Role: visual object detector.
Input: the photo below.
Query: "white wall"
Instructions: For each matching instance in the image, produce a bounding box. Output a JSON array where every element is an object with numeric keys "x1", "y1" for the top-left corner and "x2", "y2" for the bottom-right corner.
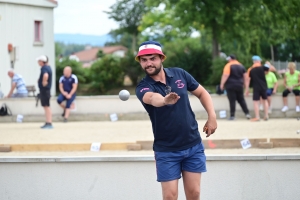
[
  {"x1": 0, "y1": 1, "x2": 56, "y2": 95},
  {"x1": 0, "y1": 155, "x2": 299, "y2": 200},
  {"x1": 0, "y1": 94, "x2": 297, "y2": 117}
]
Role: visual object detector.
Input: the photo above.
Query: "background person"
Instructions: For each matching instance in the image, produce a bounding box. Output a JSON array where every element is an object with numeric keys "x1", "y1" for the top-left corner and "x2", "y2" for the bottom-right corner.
[
  {"x1": 37, "y1": 55, "x2": 53, "y2": 129},
  {"x1": 220, "y1": 54, "x2": 251, "y2": 120},
  {"x1": 57, "y1": 66, "x2": 78, "y2": 122},
  {"x1": 135, "y1": 41, "x2": 217, "y2": 200},
  {"x1": 281, "y1": 62, "x2": 300, "y2": 112},
  {"x1": 5, "y1": 69, "x2": 28, "y2": 98},
  {"x1": 245, "y1": 55, "x2": 269, "y2": 121},
  {"x1": 264, "y1": 63, "x2": 278, "y2": 113}
]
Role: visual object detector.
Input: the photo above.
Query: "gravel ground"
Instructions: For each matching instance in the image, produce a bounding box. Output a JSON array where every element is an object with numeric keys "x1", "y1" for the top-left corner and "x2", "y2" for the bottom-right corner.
[{"x1": 0, "y1": 119, "x2": 299, "y2": 156}]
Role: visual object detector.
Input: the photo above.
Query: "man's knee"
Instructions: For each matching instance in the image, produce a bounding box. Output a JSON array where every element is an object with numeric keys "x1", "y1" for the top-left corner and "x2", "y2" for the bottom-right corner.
[
  {"x1": 163, "y1": 190, "x2": 178, "y2": 200},
  {"x1": 185, "y1": 188, "x2": 200, "y2": 199}
]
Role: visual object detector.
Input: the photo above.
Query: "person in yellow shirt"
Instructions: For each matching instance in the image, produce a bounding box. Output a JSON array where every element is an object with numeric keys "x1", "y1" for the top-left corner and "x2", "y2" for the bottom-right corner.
[
  {"x1": 281, "y1": 62, "x2": 300, "y2": 112},
  {"x1": 264, "y1": 64, "x2": 278, "y2": 113}
]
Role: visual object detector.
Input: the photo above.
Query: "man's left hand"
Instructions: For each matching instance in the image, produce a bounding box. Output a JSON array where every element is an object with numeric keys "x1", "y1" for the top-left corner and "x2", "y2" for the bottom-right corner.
[{"x1": 203, "y1": 117, "x2": 217, "y2": 138}]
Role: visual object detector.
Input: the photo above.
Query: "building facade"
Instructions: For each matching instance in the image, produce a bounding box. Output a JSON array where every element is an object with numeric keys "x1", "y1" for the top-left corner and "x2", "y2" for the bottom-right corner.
[{"x1": 0, "y1": 0, "x2": 57, "y2": 95}]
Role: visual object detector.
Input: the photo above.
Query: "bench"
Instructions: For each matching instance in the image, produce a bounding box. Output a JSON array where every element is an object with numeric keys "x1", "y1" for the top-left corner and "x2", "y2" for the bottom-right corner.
[{"x1": 26, "y1": 85, "x2": 36, "y2": 97}]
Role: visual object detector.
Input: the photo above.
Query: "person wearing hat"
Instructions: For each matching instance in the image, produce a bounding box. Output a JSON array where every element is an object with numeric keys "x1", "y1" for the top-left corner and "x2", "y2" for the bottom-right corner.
[
  {"x1": 264, "y1": 63, "x2": 278, "y2": 113},
  {"x1": 36, "y1": 55, "x2": 53, "y2": 129},
  {"x1": 220, "y1": 54, "x2": 251, "y2": 120},
  {"x1": 245, "y1": 55, "x2": 269, "y2": 121},
  {"x1": 281, "y1": 62, "x2": 300, "y2": 112},
  {"x1": 135, "y1": 41, "x2": 217, "y2": 200}
]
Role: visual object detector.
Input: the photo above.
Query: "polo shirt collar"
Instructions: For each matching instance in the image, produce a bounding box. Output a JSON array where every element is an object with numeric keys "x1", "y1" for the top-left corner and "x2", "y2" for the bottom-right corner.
[{"x1": 145, "y1": 68, "x2": 174, "y2": 84}]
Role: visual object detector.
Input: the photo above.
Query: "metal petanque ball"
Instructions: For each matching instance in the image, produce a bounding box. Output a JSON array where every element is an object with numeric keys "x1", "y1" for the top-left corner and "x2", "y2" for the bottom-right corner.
[
  {"x1": 119, "y1": 89, "x2": 130, "y2": 101},
  {"x1": 297, "y1": 130, "x2": 300, "y2": 134}
]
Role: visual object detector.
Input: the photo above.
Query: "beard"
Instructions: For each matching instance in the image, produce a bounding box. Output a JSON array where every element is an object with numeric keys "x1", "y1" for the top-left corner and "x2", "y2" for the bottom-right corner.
[{"x1": 144, "y1": 63, "x2": 162, "y2": 76}]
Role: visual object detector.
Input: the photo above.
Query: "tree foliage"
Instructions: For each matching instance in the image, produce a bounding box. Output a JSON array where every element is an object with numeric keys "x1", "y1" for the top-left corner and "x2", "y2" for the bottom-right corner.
[
  {"x1": 88, "y1": 55, "x2": 124, "y2": 94},
  {"x1": 163, "y1": 38, "x2": 212, "y2": 84},
  {"x1": 104, "y1": 0, "x2": 148, "y2": 51}
]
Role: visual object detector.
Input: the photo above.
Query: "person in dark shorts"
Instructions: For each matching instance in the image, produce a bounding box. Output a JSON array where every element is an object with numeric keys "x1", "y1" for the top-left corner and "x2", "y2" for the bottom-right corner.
[
  {"x1": 37, "y1": 55, "x2": 53, "y2": 129},
  {"x1": 245, "y1": 55, "x2": 269, "y2": 121},
  {"x1": 135, "y1": 41, "x2": 217, "y2": 200},
  {"x1": 220, "y1": 54, "x2": 251, "y2": 120},
  {"x1": 57, "y1": 66, "x2": 78, "y2": 122},
  {"x1": 281, "y1": 62, "x2": 300, "y2": 112}
]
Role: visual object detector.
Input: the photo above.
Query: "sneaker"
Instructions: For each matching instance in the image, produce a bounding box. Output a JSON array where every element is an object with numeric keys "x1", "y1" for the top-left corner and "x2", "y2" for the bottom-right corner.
[
  {"x1": 296, "y1": 106, "x2": 300, "y2": 112},
  {"x1": 250, "y1": 118, "x2": 260, "y2": 122},
  {"x1": 281, "y1": 106, "x2": 289, "y2": 112},
  {"x1": 264, "y1": 117, "x2": 269, "y2": 121},
  {"x1": 245, "y1": 114, "x2": 251, "y2": 119},
  {"x1": 259, "y1": 104, "x2": 263, "y2": 111},
  {"x1": 63, "y1": 118, "x2": 68, "y2": 123},
  {"x1": 268, "y1": 107, "x2": 272, "y2": 114},
  {"x1": 228, "y1": 116, "x2": 235, "y2": 120},
  {"x1": 41, "y1": 123, "x2": 53, "y2": 129}
]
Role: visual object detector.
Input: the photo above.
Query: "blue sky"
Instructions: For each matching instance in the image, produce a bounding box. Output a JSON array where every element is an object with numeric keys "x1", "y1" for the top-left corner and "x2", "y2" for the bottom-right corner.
[{"x1": 54, "y1": 0, "x2": 118, "y2": 35}]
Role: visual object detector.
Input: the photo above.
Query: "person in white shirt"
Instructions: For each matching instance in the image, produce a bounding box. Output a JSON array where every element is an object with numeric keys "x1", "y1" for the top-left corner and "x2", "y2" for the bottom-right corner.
[{"x1": 5, "y1": 69, "x2": 28, "y2": 98}]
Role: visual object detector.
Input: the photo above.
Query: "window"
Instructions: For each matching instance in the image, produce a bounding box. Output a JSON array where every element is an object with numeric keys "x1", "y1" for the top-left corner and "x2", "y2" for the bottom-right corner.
[{"x1": 34, "y1": 20, "x2": 43, "y2": 44}]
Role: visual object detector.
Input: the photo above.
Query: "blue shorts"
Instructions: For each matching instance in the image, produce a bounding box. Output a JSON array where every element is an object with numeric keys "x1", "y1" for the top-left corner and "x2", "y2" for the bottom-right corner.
[
  {"x1": 57, "y1": 93, "x2": 76, "y2": 108},
  {"x1": 266, "y1": 88, "x2": 273, "y2": 96},
  {"x1": 154, "y1": 142, "x2": 206, "y2": 182}
]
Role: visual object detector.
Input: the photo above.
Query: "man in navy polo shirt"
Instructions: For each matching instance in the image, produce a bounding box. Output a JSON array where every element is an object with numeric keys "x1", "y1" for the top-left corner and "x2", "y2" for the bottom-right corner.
[
  {"x1": 57, "y1": 66, "x2": 78, "y2": 122},
  {"x1": 135, "y1": 41, "x2": 217, "y2": 200},
  {"x1": 37, "y1": 55, "x2": 53, "y2": 129}
]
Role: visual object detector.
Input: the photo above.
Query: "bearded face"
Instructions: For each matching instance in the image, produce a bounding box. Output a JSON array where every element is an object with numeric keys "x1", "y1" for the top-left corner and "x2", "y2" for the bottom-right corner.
[{"x1": 139, "y1": 54, "x2": 163, "y2": 76}]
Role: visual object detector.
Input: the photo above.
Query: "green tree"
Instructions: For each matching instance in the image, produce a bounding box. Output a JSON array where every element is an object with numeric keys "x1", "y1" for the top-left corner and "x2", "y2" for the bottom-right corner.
[
  {"x1": 163, "y1": 38, "x2": 212, "y2": 84},
  {"x1": 104, "y1": 0, "x2": 148, "y2": 52},
  {"x1": 88, "y1": 55, "x2": 124, "y2": 94},
  {"x1": 105, "y1": 31, "x2": 133, "y2": 49},
  {"x1": 120, "y1": 51, "x2": 144, "y2": 85},
  {"x1": 96, "y1": 50, "x2": 104, "y2": 58}
]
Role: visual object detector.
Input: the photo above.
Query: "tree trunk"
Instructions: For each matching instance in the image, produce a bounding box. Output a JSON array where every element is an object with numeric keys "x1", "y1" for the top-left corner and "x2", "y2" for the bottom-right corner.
[
  {"x1": 270, "y1": 44, "x2": 274, "y2": 62},
  {"x1": 212, "y1": 27, "x2": 219, "y2": 59},
  {"x1": 132, "y1": 34, "x2": 137, "y2": 53}
]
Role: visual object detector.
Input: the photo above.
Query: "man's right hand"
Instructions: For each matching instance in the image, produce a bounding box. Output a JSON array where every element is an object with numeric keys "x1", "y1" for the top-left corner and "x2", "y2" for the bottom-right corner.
[{"x1": 164, "y1": 92, "x2": 180, "y2": 105}]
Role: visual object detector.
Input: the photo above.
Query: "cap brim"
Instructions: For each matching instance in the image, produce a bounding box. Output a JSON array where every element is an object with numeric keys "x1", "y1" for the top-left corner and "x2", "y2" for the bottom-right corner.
[{"x1": 135, "y1": 49, "x2": 166, "y2": 62}]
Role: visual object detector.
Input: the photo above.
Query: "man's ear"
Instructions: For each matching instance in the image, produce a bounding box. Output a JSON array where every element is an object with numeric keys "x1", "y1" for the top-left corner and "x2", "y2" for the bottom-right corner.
[{"x1": 160, "y1": 55, "x2": 166, "y2": 62}]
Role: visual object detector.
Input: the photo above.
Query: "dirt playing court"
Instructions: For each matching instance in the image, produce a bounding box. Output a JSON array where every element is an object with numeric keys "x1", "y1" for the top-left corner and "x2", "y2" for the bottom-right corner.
[{"x1": 0, "y1": 119, "x2": 299, "y2": 156}]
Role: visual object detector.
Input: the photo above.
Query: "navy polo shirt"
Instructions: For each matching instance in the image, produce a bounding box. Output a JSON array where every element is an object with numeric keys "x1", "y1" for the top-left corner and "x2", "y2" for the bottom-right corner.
[
  {"x1": 59, "y1": 74, "x2": 78, "y2": 93},
  {"x1": 38, "y1": 65, "x2": 52, "y2": 90},
  {"x1": 136, "y1": 67, "x2": 201, "y2": 152}
]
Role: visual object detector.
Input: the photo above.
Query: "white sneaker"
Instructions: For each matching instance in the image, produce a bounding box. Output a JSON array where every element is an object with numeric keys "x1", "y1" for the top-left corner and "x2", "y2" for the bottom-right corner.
[
  {"x1": 268, "y1": 107, "x2": 272, "y2": 114},
  {"x1": 281, "y1": 106, "x2": 289, "y2": 112},
  {"x1": 259, "y1": 104, "x2": 263, "y2": 111},
  {"x1": 296, "y1": 106, "x2": 300, "y2": 112}
]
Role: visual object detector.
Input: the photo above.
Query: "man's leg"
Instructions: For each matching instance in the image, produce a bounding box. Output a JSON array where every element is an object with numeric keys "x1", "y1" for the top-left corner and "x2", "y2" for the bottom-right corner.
[
  {"x1": 253, "y1": 101, "x2": 260, "y2": 119},
  {"x1": 57, "y1": 94, "x2": 66, "y2": 116},
  {"x1": 261, "y1": 91, "x2": 269, "y2": 119},
  {"x1": 40, "y1": 90, "x2": 53, "y2": 129},
  {"x1": 161, "y1": 180, "x2": 179, "y2": 200},
  {"x1": 43, "y1": 106, "x2": 52, "y2": 123},
  {"x1": 64, "y1": 95, "x2": 76, "y2": 119},
  {"x1": 182, "y1": 171, "x2": 201, "y2": 200},
  {"x1": 236, "y1": 87, "x2": 250, "y2": 116},
  {"x1": 226, "y1": 89, "x2": 236, "y2": 118}
]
